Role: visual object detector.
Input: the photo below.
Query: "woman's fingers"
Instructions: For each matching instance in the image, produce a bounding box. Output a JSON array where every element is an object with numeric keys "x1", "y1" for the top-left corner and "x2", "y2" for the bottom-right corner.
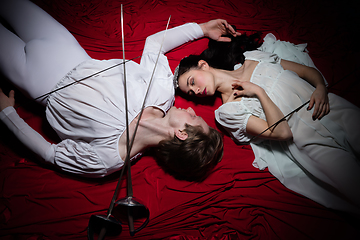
[
  {"x1": 310, "y1": 98, "x2": 330, "y2": 120},
  {"x1": 317, "y1": 102, "x2": 330, "y2": 120},
  {"x1": 308, "y1": 87, "x2": 330, "y2": 120}
]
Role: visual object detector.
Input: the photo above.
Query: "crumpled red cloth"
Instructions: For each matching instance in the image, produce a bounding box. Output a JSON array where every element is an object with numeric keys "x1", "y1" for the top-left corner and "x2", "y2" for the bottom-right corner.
[{"x1": 1, "y1": 0, "x2": 359, "y2": 239}]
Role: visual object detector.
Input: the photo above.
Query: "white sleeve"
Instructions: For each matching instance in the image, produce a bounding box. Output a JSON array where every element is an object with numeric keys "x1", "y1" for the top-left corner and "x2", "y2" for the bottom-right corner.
[
  {"x1": 0, "y1": 106, "x2": 109, "y2": 177},
  {"x1": 54, "y1": 139, "x2": 109, "y2": 177},
  {"x1": 215, "y1": 102, "x2": 253, "y2": 144},
  {"x1": 142, "y1": 22, "x2": 204, "y2": 55},
  {"x1": 140, "y1": 23, "x2": 204, "y2": 76},
  {"x1": 0, "y1": 106, "x2": 56, "y2": 162}
]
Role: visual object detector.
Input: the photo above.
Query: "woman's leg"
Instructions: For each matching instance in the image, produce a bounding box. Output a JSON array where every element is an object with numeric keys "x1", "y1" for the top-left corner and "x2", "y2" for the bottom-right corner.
[{"x1": 0, "y1": 0, "x2": 90, "y2": 105}]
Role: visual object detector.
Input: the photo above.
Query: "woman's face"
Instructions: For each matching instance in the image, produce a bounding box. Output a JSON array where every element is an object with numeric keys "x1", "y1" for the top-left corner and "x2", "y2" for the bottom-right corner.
[
  {"x1": 167, "y1": 106, "x2": 209, "y2": 134},
  {"x1": 178, "y1": 67, "x2": 215, "y2": 97}
]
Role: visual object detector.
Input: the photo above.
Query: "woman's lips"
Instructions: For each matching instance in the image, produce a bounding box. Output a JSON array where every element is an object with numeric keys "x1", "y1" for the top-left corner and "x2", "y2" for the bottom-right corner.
[{"x1": 202, "y1": 88, "x2": 207, "y2": 95}]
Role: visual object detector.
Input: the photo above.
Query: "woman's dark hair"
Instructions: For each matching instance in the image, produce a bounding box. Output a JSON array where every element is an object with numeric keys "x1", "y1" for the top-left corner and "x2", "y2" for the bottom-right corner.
[
  {"x1": 205, "y1": 32, "x2": 262, "y2": 69},
  {"x1": 176, "y1": 32, "x2": 262, "y2": 85},
  {"x1": 156, "y1": 124, "x2": 223, "y2": 182}
]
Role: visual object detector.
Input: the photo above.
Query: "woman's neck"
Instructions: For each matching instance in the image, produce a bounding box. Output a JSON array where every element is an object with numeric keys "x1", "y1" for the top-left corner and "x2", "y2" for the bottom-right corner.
[{"x1": 213, "y1": 63, "x2": 246, "y2": 100}]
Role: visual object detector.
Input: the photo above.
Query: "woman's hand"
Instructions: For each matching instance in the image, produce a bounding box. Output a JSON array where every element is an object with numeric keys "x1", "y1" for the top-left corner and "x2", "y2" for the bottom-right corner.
[
  {"x1": 232, "y1": 81, "x2": 263, "y2": 97},
  {"x1": 280, "y1": 60, "x2": 330, "y2": 120},
  {"x1": 0, "y1": 88, "x2": 15, "y2": 111},
  {"x1": 200, "y1": 19, "x2": 241, "y2": 42},
  {"x1": 229, "y1": 81, "x2": 292, "y2": 141},
  {"x1": 308, "y1": 85, "x2": 329, "y2": 120},
  {"x1": 224, "y1": 81, "x2": 264, "y2": 103}
]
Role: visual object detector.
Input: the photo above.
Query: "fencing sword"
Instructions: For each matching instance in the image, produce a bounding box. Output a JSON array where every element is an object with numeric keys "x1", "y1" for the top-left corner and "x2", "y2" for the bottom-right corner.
[
  {"x1": 249, "y1": 69, "x2": 357, "y2": 141},
  {"x1": 13, "y1": 56, "x2": 141, "y2": 109},
  {"x1": 87, "y1": 5, "x2": 171, "y2": 239},
  {"x1": 112, "y1": 4, "x2": 150, "y2": 236}
]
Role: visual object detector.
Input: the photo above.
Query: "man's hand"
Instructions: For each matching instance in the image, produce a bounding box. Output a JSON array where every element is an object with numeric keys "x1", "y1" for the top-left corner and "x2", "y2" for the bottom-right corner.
[
  {"x1": 0, "y1": 88, "x2": 15, "y2": 111},
  {"x1": 200, "y1": 19, "x2": 241, "y2": 42}
]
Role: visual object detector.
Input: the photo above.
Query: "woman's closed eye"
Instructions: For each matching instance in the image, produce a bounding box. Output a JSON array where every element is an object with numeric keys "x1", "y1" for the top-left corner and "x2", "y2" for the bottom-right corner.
[{"x1": 185, "y1": 76, "x2": 195, "y2": 95}]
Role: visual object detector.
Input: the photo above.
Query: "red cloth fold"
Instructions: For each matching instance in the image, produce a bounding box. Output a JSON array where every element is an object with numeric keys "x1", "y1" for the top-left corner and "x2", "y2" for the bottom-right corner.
[{"x1": 1, "y1": 0, "x2": 359, "y2": 239}]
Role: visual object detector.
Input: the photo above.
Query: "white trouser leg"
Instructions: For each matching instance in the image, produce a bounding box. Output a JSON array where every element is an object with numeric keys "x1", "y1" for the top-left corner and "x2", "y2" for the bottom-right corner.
[{"x1": 0, "y1": 0, "x2": 91, "y2": 105}]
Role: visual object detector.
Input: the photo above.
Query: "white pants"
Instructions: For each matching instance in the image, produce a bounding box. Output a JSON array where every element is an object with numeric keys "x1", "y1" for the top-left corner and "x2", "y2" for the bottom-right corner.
[{"x1": 0, "y1": 0, "x2": 91, "y2": 105}]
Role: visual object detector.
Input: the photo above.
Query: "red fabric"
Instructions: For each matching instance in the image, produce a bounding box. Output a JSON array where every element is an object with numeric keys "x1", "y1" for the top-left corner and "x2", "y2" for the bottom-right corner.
[{"x1": 1, "y1": 0, "x2": 359, "y2": 239}]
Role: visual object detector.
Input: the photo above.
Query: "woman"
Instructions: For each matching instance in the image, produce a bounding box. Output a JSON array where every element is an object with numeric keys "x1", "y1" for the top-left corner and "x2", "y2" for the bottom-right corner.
[
  {"x1": 0, "y1": 0, "x2": 233, "y2": 181},
  {"x1": 174, "y1": 31, "x2": 360, "y2": 214}
]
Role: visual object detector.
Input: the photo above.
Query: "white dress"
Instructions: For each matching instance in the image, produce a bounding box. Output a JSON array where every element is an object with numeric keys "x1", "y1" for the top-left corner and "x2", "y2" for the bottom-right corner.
[
  {"x1": 215, "y1": 50, "x2": 360, "y2": 215},
  {"x1": 0, "y1": 23, "x2": 204, "y2": 177}
]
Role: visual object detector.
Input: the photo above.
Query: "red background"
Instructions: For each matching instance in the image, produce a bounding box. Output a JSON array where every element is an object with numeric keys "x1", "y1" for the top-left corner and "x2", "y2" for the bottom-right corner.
[{"x1": 1, "y1": 0, "x2": 359, "y2": 239}]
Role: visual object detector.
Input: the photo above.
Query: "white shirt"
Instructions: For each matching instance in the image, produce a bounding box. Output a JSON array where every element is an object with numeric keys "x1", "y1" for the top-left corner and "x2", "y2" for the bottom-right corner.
[{"x1": 0, "y1": 23, "x2": 204, "y2": 177}]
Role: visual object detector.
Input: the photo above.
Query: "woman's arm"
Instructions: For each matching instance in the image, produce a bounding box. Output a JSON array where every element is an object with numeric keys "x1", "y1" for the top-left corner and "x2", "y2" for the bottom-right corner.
[
  {"x1": 281, "y1": 59, "x2": 329, "y2": 120},
  {"x1": 230, "y1": 82, "x2": 293, "y2": 141}
]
